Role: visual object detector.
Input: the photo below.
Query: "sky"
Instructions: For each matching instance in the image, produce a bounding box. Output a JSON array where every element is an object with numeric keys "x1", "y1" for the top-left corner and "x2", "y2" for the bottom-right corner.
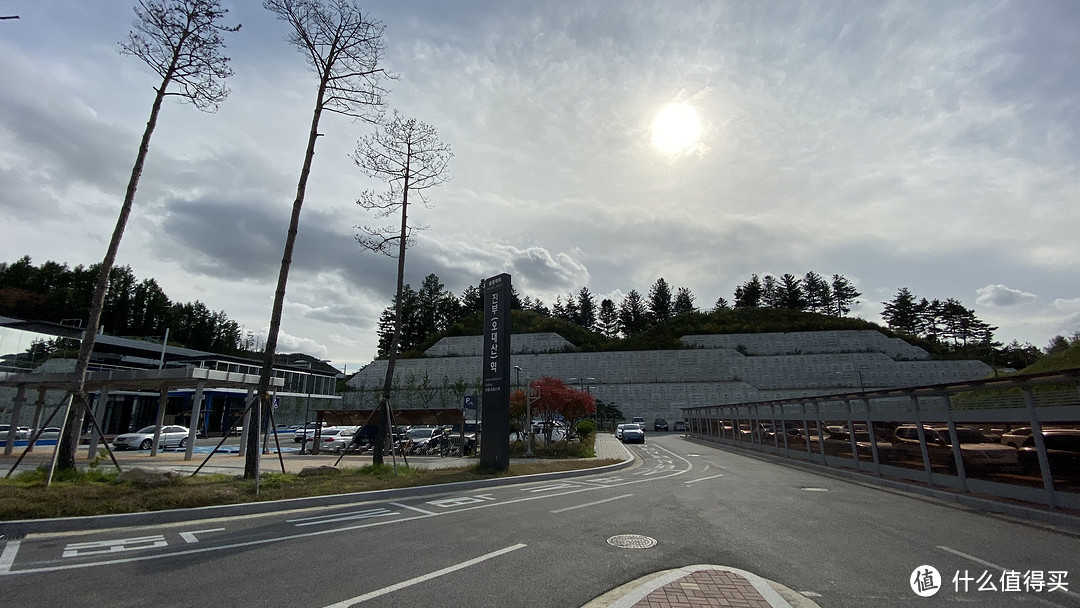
[{"x1": 1, "y1": 1, "x2": 1078, "y2": 374}]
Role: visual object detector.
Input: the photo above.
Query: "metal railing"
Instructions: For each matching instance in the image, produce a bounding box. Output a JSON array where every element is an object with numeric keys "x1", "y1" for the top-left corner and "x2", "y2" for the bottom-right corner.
[{"x1": 682, "y1": 369, "x2": 1080, "y2": 510}]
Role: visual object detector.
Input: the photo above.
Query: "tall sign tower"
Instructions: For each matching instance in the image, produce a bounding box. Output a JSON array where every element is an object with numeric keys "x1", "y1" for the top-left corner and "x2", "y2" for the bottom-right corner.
[{"x1": 480, "y1": 273, "x2": 511, "y2": 469}]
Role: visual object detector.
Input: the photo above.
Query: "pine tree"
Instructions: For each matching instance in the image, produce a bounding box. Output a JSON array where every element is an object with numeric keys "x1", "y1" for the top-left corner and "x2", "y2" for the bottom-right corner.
[
  {"x1": 673, "y1": 287, "x2": 696, "y2": 315},
  {"x1": 618, "y1": 290, "x2": 650, "y2": 337},
  {"x1": 830, "y1": 274, "x2": 860, "y2": 317},
  {"x1": 647, "y1": 278, "x2": 673, "y2": 322},
  {"x1": 577, "y1": 287, "x2": 597, "y2": 331},
  {"x1": 597, "y1": 298, "x2": 619, "y2": 338}
]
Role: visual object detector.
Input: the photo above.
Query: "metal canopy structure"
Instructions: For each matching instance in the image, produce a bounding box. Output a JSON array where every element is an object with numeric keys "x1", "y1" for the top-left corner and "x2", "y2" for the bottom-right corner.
[
  {"x1": 0, "y1": 366, "x2": 282, "y2": 393},
  {"x1": 1, "y1": 367, "x2": 284, "y2": 463}
]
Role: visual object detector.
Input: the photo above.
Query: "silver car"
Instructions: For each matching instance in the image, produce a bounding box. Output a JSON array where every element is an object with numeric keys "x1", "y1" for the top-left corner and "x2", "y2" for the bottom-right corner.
[{"x1": 113, "y1": 425, "x2": 191, "y2": 451}]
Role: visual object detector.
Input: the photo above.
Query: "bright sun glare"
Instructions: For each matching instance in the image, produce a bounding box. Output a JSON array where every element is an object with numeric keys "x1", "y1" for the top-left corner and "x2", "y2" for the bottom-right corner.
[{"x1": 651, "y1": 103, "x2": 702, "y2": 155}]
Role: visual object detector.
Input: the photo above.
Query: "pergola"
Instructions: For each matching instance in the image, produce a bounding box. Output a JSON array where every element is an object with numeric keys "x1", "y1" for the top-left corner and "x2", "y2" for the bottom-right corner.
[{"x1": 0, "y1": 366, "x2": 283, "y2": 461}]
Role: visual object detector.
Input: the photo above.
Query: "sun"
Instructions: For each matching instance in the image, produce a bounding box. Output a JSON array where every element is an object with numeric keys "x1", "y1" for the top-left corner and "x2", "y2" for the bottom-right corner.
[{"x1": 651, "y1": 102, "x2": 702, "y2": 155}]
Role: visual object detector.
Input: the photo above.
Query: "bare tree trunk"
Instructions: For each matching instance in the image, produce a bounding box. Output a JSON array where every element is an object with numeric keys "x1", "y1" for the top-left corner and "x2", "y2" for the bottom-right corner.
[
  {"x1": 245, "y1": 80, "x2": 328, "y2": 478},
  {"x1": 58, "y1": 78, "x2": 172, "y2": 470},
  {"x1": 374, "y1": 157, "x2": 410, "y2": 466}
]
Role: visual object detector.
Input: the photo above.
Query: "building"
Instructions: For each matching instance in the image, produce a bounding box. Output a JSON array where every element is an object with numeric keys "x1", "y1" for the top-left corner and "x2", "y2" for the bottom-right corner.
[{"x1": 0, "y1": 316, "x2": 341, "y2": 437}]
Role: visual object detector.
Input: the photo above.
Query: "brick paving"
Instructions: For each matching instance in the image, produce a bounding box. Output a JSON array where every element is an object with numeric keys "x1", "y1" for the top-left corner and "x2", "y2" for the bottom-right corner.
[{"x1": 632, "y1": 570, "x2": 777, "y2": 608}]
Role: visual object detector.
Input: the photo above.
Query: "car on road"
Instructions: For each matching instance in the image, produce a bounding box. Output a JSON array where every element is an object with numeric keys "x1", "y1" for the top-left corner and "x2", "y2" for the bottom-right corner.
[
  {"x1": 615, "y1": 424, "x2": 627, "y2": 440},
  {"x1": 631, "y1": 416, "x2": 645, "y2": 425},
  {"x1": 890, "y1": 425, "x2": 1017, "y2": 471},
  {"x1": 112, "y1": 425, "x2": 191, "y2": 450},
  {"x1": 672, "y1": 421, "x2": 687, "y2": 432},
  {"x1": 620, "y1": 423, "x2": 645, "y2": 444},
  {"x1": 653, "y1": 418, "x2": 669, "y2": 432}
]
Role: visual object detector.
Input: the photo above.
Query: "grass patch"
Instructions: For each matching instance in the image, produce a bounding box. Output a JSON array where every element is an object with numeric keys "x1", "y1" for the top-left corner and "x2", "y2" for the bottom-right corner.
[{"x1": 0, "y1": 458, "x2": 621, "y2": 521}]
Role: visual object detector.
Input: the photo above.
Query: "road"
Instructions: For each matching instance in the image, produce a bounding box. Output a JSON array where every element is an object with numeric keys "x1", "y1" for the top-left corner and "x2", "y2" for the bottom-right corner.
[{"x1": 2, "y1": 434, "x2": 1079, "y2": 607}]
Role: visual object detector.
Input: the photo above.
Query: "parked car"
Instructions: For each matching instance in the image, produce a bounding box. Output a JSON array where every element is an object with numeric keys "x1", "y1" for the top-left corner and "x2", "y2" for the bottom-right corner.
[
  {"x1": 620, "y1": 423, "x2": 646, "y2": 444},
  {"x1": 35, "y1": 427, "x2": 62, "y2": 440},
  {"x1": 1016, "y1": 429, "x2": 1080, "y2": 479},
  {"x1": 890, "y1": 425, "x2": 1017, "y2": 471},
  {"x1": 293, "y1": 422, "x2": 328, "y2": 443},
  {"x1": 653, "y1": 418, "x2": 669, "y2": 432},
  {"x1": 399, "y1": 426, "x2": 441, "y2": 455},
  {"x1": 672, "y1": 421, "x2": 687, "y2": 432},
  {"x1": 1000, "y1": 426, "x2": 1070, "y2": 449},
  {"x1": 112, "y1": 425, "x2": 191, "y2": 450},
  {"x1": 823, "y1": 430, "x2": 887, "y2": 459},
  {"x1": 0, "y1": 425, "x2": 30, "y2": 440}
]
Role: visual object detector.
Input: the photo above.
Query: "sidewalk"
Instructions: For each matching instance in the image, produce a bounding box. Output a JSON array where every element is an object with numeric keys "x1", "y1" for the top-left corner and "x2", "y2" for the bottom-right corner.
[{"x1": 1, "y1": 432, "x2": 635, "y2": 477}]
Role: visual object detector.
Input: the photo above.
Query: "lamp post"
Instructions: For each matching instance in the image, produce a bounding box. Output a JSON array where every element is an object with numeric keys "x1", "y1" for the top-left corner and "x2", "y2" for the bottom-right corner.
[{"x1": 514, "y1": 366, "x2": 534, "y2": 458}]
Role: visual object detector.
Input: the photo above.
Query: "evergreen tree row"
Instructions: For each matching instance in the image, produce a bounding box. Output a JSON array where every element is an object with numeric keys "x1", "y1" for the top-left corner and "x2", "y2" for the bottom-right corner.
[
  {"x1": 375, "y1": 271, "x2": 864, "y2": 357},
  {"x1": 0, "y1": 256, "x2": 243, "y2": 354}
]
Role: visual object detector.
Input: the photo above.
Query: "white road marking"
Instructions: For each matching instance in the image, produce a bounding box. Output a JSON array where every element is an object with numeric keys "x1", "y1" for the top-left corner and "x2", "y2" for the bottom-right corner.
[
  {"x1": 62, "y1": 535, "x2": 167, "y2": 558},
  {"x1": 1, "y1": 442, "x2": 692, "y2": 576},
  {"x1": 550, "y1": 494, "x2": 633, "y2": 513},
  {"x1": 524, "y1": 482, "x2": 581, "y2": 493},
  {"x1": 321, "y1": 543, "x2": 527, "y2": 607},
  {"x1": 389, "y1": 502, "x2": 437, "y2": 516},
  {"x1": 938, "y1": 545, "x2": 1080, "y2": 601},
  {"x1": 288, "y1": 508, "x2": 397, "y2": 527},
  {"x1": 427, "y1": 494, "x2": 496, "y2": 508},
  {"x1": 684, "y1": 474, "x2": 724, "y2": 485},
  {"x1": 0, "y1": 541, "x2": 19, "y2": 574},
  {"x1": 179, "y1": 528, "x2": 225, "y2": 543}
]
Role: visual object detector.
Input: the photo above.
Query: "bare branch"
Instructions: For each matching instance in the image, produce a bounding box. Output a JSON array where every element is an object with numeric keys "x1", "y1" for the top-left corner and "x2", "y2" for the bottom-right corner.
[
  {"x1": 119, "y1": 0, "x2": 240, "y2": 112},
  {"x1": 264, "y1": 0, "x2": 393, "y2": 122},
  {"x1": 353, "y1": 110, "x2": 452, "y2": 257}
]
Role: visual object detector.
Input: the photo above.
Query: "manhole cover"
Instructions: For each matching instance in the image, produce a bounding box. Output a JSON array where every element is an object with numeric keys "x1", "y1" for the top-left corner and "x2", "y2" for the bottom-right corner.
[
  {"x1": 800, "y1": 487, "x2": 830, "y2": 492},
  {"x1": 607, "y1": 534, "x2": 657, "y2": 549}
]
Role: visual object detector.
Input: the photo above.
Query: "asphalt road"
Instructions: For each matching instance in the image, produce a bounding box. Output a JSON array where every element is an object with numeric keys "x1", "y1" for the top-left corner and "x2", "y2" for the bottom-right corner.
[{"x1": 2, "y1": 434, "x2": 1079, "y2": 607}]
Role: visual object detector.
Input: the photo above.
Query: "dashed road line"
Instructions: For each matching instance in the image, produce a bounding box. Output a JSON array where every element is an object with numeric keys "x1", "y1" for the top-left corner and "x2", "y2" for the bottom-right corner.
[
  {"x1": 321, "y1": 543, "x2": 527, "y2": 607},
  {"x1": 550, "y1": 494, "x2": 633, "y2": 513},
  {"x1": 685, "y1": 474, "x2": 724, "y2": 485}
]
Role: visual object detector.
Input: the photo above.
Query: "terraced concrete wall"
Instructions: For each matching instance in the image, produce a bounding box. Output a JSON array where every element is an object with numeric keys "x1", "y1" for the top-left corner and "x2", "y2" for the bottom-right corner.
[{"x1": 343, "y1": 330, "x2": 992, "y2": 425}]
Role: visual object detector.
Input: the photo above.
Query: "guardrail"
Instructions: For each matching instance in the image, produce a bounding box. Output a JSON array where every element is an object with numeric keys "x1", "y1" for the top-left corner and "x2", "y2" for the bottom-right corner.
[{"x1": 682, "y1": 369, "x2": 1080, "y2": 511}]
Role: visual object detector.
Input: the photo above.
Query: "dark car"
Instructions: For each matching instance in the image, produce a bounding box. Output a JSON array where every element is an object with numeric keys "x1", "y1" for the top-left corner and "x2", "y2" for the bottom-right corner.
[
  {"x1": 653, "y1": 418, "x2": 669, "y2": 432},
  {"x1": 1017, "y1": 430, "x2": 1080, "y2": 480},
  {"x1": 621, "y1": 423, "x2": 646, "y2": 444},
  {"x1": 672, "y1": 421, "x2": 687, "y2": 432}
]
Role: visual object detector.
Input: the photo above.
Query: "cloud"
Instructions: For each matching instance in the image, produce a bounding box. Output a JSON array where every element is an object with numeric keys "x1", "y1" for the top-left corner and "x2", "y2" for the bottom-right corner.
[
  {"x1": 1052, "y1": 297, "x2": 1080, "y2": 313},
  {"x1": 975, "y1": 284, "x2": 1037, "y2": 307}
]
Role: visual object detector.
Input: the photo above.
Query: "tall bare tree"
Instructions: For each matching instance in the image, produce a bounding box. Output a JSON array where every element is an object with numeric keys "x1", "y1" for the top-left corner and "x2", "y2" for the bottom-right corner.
[
  {"x1": 55, "y1": 0, "x2": 238, "y2": 472},
  {"x1": 353, "y1": 111, "x2": 451, "y2": 464},
  {"x1": 251, "y1": 0, "x2": 389, "y2": 477}
]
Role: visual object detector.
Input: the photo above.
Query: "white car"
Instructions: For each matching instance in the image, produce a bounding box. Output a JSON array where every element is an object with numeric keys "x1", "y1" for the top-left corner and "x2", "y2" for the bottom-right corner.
[
  {"x1": 112, "y1": 425, "x2": 191, "y2": 450},
  {"x1": 293, "y1": 422, "x2": 328, "y2": 443},
  {"x1": 0, "y1": 425, "x2": 30, "y2": 440}
]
